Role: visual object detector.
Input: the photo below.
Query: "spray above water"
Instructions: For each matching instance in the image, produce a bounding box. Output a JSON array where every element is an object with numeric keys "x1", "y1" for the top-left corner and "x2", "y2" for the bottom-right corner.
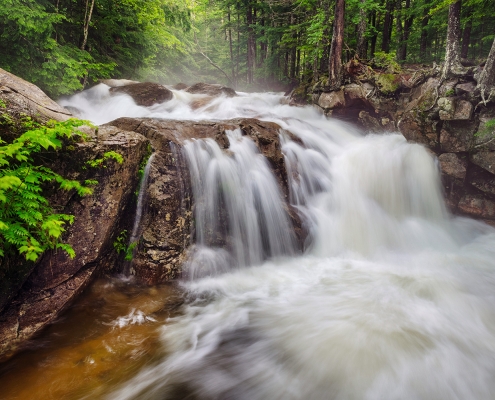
[{"x1": 62, "y1": 85, "x2": 495, "y2": 400}]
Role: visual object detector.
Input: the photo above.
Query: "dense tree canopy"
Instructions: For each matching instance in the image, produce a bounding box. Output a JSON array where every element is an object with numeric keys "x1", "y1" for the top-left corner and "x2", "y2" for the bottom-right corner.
[{"x1": 0, "y1": 0, "x2": 494, "y2": 95}]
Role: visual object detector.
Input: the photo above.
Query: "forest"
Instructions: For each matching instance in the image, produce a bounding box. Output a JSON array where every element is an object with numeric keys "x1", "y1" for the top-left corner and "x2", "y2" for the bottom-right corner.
[{"x1": 1, "y1": 0, "x2": 494, "y2": 97}]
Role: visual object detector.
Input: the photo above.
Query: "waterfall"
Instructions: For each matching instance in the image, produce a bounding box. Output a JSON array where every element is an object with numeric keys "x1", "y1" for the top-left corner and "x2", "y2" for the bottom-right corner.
[
  {"x1": 124, "y1": 153, "x2": 155, "y2": 274},
  {"x1": 60, "y1": 86, "x2": 495, "y2": 400},
  {"x1": 183, "y1": 129, "x2": 295, "y2": 279}
]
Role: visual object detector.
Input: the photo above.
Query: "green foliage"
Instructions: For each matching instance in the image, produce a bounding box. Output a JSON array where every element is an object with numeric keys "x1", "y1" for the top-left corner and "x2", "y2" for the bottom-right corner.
[
  {"x1": 113, "y1": 229, "x2": 137, "y2": 261},
  {"x1": 138, "y1": 144, "x2": 153, "y2": 180},
  {"x1": 0, "y1": 100, "x2": 6, "y2": 109},
  {"x1": 86, "y1": 151, "x2": 124, "y2": 169},
  {"x1": 372, "y1": 51, "x2": 401, "y2": 73},
  {"x1": 0, "y1": 119, "x2": 94, "y2": 261},
  {"x1": 444, "y1": 88, "x2": 455, "y2": 96}
]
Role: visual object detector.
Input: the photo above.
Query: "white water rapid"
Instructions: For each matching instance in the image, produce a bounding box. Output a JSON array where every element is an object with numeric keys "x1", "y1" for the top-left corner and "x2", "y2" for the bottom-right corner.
[{"x1": 62, "y1": 84, "x2": 495, "y2": 400}]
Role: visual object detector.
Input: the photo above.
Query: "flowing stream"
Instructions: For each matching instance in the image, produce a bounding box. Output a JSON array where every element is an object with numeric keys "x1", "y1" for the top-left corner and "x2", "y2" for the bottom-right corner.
[{"x1": 1, "y1": 85, "x2": 495, "y2": 400}]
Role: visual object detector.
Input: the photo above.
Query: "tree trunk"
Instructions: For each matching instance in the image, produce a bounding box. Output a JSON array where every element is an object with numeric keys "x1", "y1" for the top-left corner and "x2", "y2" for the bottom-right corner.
[
  {"x1": 461, "y1": 18, "x2": 472, "y2": 60},
  {"x1": 328, "y1": 0, "x2": 345, "y2": 88},
  {"x1": 81, "y1": 0, "x2": 95, "y2": 51},
  {"x1": 357, "y1": 0, "x2": 367, "y2": 59},
  {"x1": 228, "y1": 10, "x2": 235, "y2": 87},
  {"x1": 478, "y1": 37, "x2": 495, "y2": 102},
  {"x1": 442, "y1": 0, "x2": 463, "y2": 78},
  {"x1": 247, "y1": 4, "x2": 255, "y2": 84},
  {"x1": 397, "y1": 0, "x2": 412, "y2": 61},
  {"x1": 420, "y1": 15, "x2": 429, "y2": 60},
  {"x1": 369, "y1": 11, "x2": 378, "y2": 58},
  {"x1": 381, "y1": 0, "x2": 394, "y2": 53}
]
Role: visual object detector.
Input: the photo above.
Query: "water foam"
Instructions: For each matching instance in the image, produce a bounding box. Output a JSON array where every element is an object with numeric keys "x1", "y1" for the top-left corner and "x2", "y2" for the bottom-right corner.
[{"x1": 60, "y1": 85, "x2": 495, "y2": 400}]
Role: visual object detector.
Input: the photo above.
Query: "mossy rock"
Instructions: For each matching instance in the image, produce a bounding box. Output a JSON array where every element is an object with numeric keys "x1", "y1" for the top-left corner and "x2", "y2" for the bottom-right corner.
[{"x1": 376, "y1": 73, "x2": 401, "y2": 95}]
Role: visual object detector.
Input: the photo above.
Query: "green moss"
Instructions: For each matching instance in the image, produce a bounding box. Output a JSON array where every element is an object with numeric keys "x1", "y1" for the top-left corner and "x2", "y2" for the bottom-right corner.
[
  {"x1": 444, "y1": 88, "x2": 455, "y2": 97},
  {"x1": 376, "y1": 74, "x2": 401, "y2": 95}
]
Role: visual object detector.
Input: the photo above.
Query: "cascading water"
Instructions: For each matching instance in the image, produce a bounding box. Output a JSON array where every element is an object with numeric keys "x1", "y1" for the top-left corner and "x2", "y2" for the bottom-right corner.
[
  {"x1": 183, "y1": 129, "x2": 295, "y2": 279},
  {"x1": 61, "y1": 84, "x2": 495, "y2": 400},
  {"x1": 124, "y1": 153, "x2": 156, "y2": 274}
]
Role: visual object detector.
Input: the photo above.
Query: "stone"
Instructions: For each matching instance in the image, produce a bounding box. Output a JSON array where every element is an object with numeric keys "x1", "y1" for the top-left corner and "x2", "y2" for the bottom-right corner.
[
  {"x1": 318, "y1": 90, "x2": 345, "y2": 110},
  {"x1": 455, "y1": 81, "x2": 476, "y2": 95},
  {"x1": 438, "y1": 153, "x2": 468, "y2": 179},
  {"x1": 452, "y1": 100, "x2": 473, "y2": 120},
  {"x1": 0, "y1": 68, "x2": 72, "y2": 142},
  {"x1": 358, "y1": 111, "x2": 382, "y2": 132},
  {"x1": 439, "y1": 120, "x2": 478, "y2": 152},
  {"x1": 0, "y1": 124, "x2": 150, "y2": 356},
  {"x1": 458, "y1": 195, "x2": 495, "y2": 219},
  {"x1": 185, "y1": 82, "x2": 237, "y2": 97},
  {"x1": 109, "y1": 82, "x2": 173, "y2": 107},
  {"x1": 173, "y1": 83, "x2": 189, "y2": 90},
  {"x1": 343, "y1": 84, "x2": 367, "y2": 107},
  {"x1": 474, "y1": 106, "x2": 495, "y2": 150},
  {"x1": 471, "y1": 151, "x2": 495, "y2": 175},
  {"x1": 438, "y1": 97, "x2": 455, "y2": 120}
]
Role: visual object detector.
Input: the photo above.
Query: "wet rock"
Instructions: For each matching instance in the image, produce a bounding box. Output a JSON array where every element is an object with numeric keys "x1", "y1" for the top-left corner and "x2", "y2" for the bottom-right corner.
[
  {"x1": 358, "y1": 111, "x2": 382, "y2": 132},
  {"x1": 109, "y1": 82, "x2": 173, "y2": 107},
  {"x1": 318, "y1": 90, "x2": 345, "y2": 110},
  {"x1": 0, "y1": 68, "x2": 72, "y2": 141},
  {"x1": 458, "y1": 195, "x2": 495, "y2": 219},
  {"x1": 0, "y1": 124, "x2": 149, "y2": 357},
  {"x1": 173, "y1": 83, "x2": 189, "y2": 90},
  {"x1": 185, "y1": 83, "x2": 237, "y2": 97},
  {"x1": 106, "y1": 117, "x2": 304, "y2": 285},
  {"x1": 438, "y1": 153, "x2": 468, "y2": 179},
  {"x1": 471, "y1": 151, "x2": 495, "y2": 175}
]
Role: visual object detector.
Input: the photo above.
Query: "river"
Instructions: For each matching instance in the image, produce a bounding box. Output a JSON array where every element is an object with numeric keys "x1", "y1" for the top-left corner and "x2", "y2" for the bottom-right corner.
[{"x1": 1, "y1": 85, "x2": 495, "y2": 400}]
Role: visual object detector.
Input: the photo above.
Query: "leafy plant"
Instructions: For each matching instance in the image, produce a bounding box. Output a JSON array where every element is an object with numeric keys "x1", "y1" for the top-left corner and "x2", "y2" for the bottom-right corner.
[
  {"x1": 0, "y1": 119, "x2": 95, "y2": 261},
  {"x1": 86, "y1": 151, "x2": 124, "y2": 168},
  {"x1": 113, "y1": 229, "x2": 137, "y2": 261},
  {"x1": 372, "y1": 51, "x2": 401, "y2": 73}
]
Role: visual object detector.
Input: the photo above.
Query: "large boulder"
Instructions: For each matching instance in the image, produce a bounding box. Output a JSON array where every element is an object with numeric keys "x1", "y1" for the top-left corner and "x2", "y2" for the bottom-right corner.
[
  {"x1": 0, "y1": 118, "x2": 149, "y2": 356},
  {"x1": 0, "y1": 68, "x2": 72, "y2": 142},
  {"x1": 106, "y1": 117, "x2": 304, "y2": 285},
  {"x1": 185, "y1": 83, "x2": 237, "y2": 97},
  {"x1": 109, "y1": 82, "x2": 173, "y2": 107}
]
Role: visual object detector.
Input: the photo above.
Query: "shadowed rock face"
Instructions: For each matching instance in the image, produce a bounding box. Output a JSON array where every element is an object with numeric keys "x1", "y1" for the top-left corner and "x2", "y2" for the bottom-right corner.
[
  {"x1": 106, "y1": 118, "x2": 306, "y2": 285},
  {"x1": 109, "y1": 82, "x2": 174, "y2": 107}
]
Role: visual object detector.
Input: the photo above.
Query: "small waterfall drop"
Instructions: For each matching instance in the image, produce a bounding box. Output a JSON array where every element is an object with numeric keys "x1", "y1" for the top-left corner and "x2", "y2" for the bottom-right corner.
[
  {"x1": 183, "y1": 129, "x2": 294, "y2": 279},
  {"x1": 58, "y1": 86, "x2": 495, "y2": 400},
  {"x1": 124, "y1": 153, "x2": 155, "y2": 274}
]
